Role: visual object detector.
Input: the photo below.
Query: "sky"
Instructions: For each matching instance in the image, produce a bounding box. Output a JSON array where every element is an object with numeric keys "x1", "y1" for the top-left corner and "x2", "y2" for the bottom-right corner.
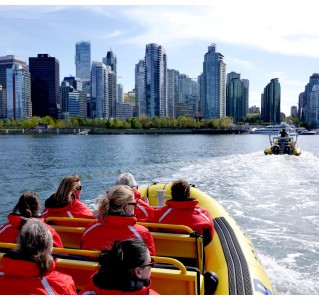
[{"x1": 2, "y1": 0, "x2": 319, "y2": 116}]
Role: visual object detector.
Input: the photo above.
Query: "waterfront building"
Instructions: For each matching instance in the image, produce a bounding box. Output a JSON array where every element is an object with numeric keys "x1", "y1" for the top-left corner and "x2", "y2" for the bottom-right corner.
[
  {"x1": 29, "y1": 54, "x2": 60, "y2": 119},
  {"x1": 226, "y1": 72, "x2": 249, "y2": 122},
  {"x1": 6, "y1": 64, "x2": 31, "y2": 120},
  {"x1": 261, "y1": 78, "x2": 281, "y2": 124},
  {"x1": 116, "y1": 102, "x2": 133, "y2": 121},
  {"x1": 290, "y1": 105, "x2": 298, "y2": 117},
  {"x1": 202, "y1": 43, "x2": 226, "y2": 119},
  {"x1": 167, "y1": 69, "x2": 179, "y2": 118},
  {"x1": 103, "y1": 49, "x2": 117, "y2": 74},
  {"x1": 248, "y1": 105, "x2": 260, "y2": 114},
  {"x1": 75, "y1": 41, "x2": 91, "y2": 81},
  {"x1": 135, "y1": 59, "x2": 146, "y2": 116},
  {"x1": 118, "y1": 83, "x2": 124, "y2": 103},
  {"x1": 0, "y1": 55, "x2": 27, "y2": 119},
  {"x1": 144, "y1": 43, "x2": 168, "y2": 117},
  {"x1": 307, "y1": 84, "x2": 319, "y2": 128},
  {"x1": 91, "y1": 61, "x2": 108, "y2": 119}
]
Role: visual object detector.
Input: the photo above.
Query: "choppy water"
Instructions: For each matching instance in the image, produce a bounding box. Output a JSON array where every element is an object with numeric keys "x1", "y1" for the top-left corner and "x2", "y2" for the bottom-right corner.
[{"x1": 0, "y1": 133, "x2": 318, "y2": 295}]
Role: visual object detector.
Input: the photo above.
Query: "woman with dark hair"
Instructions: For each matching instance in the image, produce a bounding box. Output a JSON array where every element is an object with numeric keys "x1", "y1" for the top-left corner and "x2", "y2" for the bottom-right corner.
[
  {"x1": 0, "y1": 191, "x2": 63, "y2": 248},
  {"x1": 153, "y1": 178, "x2": 214, "y2": 246},
  {"x1": 80, "y1": 185, "x2": 155, "y2": 255},
  {"x1": 42, "y1": 174, "x2": 95, "y2": 221},
  {"x1": 79, "y1": 239, "x2": 158, "y2": 295},
  {"x1": 0, "y1": 219, "x2": 77, "y2": 294}
]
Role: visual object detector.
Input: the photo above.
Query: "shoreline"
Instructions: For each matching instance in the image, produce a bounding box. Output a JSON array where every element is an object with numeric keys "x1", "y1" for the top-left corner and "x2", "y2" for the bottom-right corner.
[{"x1": 0, "y1": 128, "x2": 249, "y2": 135}]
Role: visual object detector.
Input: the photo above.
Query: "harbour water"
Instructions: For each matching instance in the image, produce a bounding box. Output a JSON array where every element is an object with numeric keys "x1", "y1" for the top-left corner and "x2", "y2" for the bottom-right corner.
[{"x1": 0, "y1": 133, "x2": 318, "y2": 295}]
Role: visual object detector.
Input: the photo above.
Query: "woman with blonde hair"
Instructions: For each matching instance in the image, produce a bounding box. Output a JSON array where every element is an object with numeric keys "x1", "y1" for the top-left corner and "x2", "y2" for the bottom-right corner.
[
  {"x1": 42, "y1": 174, "x2": 95, "y2": 222},
  {"x1": 80, "y1": 185, "x2": 155, "y2": 255},
  {"x1": 0, "y1": 219, "x2": 76, "y2": 294}
]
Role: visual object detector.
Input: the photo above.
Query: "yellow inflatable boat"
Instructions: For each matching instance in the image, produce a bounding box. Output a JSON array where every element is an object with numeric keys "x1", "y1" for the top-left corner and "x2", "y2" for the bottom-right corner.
[
  {"x1": 139, "y1": 183, "x2": 274, "y2": 295},
  {"x1": 0, "y1": 183, "x2": 273, "y2": 295}
]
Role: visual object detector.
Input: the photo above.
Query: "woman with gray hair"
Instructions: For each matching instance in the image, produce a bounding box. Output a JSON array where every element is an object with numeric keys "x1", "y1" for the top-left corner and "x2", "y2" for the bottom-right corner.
[
  {"x1": 115, "y1": 172, "x2": 154, "y2": 222},
  {"x1": 80, "y1": 185, "x2": 155, "y2": 255},
  {"x1": 0, "y1": 219, "x2": 77, "y2": 295}
]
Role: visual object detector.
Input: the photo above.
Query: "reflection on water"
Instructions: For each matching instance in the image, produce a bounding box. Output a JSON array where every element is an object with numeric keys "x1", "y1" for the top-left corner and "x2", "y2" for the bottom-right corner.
[{"x1": 0, "y1": 133, "x2": 319, "y2": 294}]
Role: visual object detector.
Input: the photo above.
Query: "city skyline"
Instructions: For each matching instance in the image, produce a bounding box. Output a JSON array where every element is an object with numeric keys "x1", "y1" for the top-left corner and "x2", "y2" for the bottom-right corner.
[{"x1": 2, "y1": 1, "x2": 319, "y2": 116}]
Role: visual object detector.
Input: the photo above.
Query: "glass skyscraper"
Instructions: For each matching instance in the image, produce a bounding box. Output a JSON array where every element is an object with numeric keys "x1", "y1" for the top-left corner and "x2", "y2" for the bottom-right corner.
[
  {"x1": 261, "y1": 78, "x2": 281, "y2": 124},
  {"x1": 202, "y1": 44, "x2": 226, "y2": 119},
  {"x1": 75, "y1": 41, "x2": 91, "y2": 81},
  {"x1": 144, "y1": 43, "x2": 167, "y2": 117}
]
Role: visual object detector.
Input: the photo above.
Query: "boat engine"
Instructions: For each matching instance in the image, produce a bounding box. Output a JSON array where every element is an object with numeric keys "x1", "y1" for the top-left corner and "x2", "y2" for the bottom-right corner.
[
  {"x1": 272, "y1": 145, "x2": 280, "y2": 155},
  {"x1": 284, "y1": 145, "x2": 292, "y2": 154}
]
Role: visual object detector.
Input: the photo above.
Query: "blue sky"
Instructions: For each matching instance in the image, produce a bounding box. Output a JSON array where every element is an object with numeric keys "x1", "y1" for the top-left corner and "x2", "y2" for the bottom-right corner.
[{"x1": 2, "y1": 0, "x2": 319, "y2": 116}]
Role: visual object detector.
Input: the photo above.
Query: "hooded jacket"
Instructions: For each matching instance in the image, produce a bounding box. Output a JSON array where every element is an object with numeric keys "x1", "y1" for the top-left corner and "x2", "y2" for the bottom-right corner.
[
  {"x1": 80, "y1": 213, "x2": 156, "y2": 255},
  {"x1": 152, "y1": 198, "x2": 214, "y2": 246},
  {"x1": 0, "y1": 252, "x2": 76, "y2": 295},
  {"x1": 133, "y1": 188, "x2": 155, "y2": 222},
  {"x1": 42, "y1": 195, "x2": 95, "y2": 224},
  {"x1": 0, "y1": 214, "x2": 63, "y2": 248},
  {"x1": 79, "y1": 272, "x2": 159, "y2": 295}
]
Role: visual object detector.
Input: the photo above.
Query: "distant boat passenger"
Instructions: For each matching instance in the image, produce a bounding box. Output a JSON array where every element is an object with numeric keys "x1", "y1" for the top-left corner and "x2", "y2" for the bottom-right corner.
[
  {"x1": 0, "y1": 191, "x2": 63, "y2": 248},
  {"x1": 115, "y1": 172, "x2": 154, "y2": 222},
  {"x1": 80, "y1": 185, "x2": 155, "y2": 255},
  {"x1": 42, "y1": 174, "x2": 95, "y2": 225},
  {"x1": 79, "y1": 239, "x2": 159, "y2": 295},
  {"x1": 0, "y1": 219, "x2": 77, "y2": 295}
]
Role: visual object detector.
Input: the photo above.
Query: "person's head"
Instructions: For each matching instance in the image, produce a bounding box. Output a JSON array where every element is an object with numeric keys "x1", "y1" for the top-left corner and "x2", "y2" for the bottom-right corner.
[
  {"x1": 16, "y1": 218, "x2": 54, "y2": 278},
  {"x1": 115, "y1": 173, "x2": 138, "y2": 188},
  {"x1": 93, "y1": 239, "x2": 153, "y2": 290},
  {"x1": 54, "y1": 174, "x2": 82, "y2": 206},
  {"x1": 12, "y1": 191, "x2": 40, "y2": 218},
  {"x1": 171, "y1": 179, "x2": 191, "y2": 200},
  {"x1": 98, "y1": 185, "x2": 135, "y2": 220}
]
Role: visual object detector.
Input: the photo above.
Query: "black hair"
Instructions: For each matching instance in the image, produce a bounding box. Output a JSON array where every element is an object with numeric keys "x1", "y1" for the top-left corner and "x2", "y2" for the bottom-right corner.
[{"x1": 171, "y1": 179, "x2": 191, "y2": 200}]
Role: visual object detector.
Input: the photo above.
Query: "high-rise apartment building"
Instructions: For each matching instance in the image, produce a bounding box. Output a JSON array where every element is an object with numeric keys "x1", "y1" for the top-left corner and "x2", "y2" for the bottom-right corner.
[
  {"x1": 202, "y1": 44, "x2": 226, "y2": 119},
  {"x1": 144, "y1": 43, "x2": 167, "y2": 117},
  {"x1": 135, "y1": 60, "x2": 146, "y2": 116},
  {"x1": 226, "y1": 72, "x2": 249, "y2": 122},
  {"x1": 261, "y1": 78, "x2": 281, "y2": 124},
  {"x1": 29, "y1": 54, "x2": 60, "y2": 119},
  {"x1": 75, "y1": 41, "x2": 91, "y2": 81},
  {"x1": 167, "y1": 69, "x2": 179, "y2": 118},
  {"x1": 6, "y1": 64, "x2": 31, "y2": 120},
  {"x1": 0, "y1": 55, "x2": 27, "y2": 119},
  {"x1": 307, "y1": 84, "x2": 319, "y2": 127},
  {"x1": 103, "y1": 49, "x2": 117, "y2": 74}
]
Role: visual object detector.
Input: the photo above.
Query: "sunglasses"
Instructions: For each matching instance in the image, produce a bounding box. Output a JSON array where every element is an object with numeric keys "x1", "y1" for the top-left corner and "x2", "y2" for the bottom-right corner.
[
  {"x1": 139, "y1": 257, "x2": 155, "y2": 269},
  {"x1": 74, "y1": 186, "x2": 82, "y2": 191},
  {"x1": 126, "y1": 202, "x2": 137, "y2": 206}
]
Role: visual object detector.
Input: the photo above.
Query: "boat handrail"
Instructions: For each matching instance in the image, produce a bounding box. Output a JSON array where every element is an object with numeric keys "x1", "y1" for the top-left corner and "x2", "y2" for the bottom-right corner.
[{"x1": 137, "y1": 222, "x2": 194, "y2": 234}]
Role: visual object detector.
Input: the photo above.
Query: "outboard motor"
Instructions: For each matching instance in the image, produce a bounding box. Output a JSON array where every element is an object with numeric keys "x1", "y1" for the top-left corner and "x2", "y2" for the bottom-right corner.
[
  {"x1": 272, "y1": 145, "x2": 280, "y2": 155},
  {"x1": 284, "y1": 145, "x2": 292, "y2": 154},
  {"x1": 204, "y1": 271, "x2": 219, "y2": 294}
]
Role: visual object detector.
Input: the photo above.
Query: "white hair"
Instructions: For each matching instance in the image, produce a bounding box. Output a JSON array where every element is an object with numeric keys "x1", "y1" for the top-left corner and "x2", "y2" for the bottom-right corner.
[{"x1": 115, "y1": 173, "x2": 137, "y2": 188}]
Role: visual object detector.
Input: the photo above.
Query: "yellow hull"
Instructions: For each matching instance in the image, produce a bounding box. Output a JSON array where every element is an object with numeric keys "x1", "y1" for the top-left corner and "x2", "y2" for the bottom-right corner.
[{"x1": 139, "y1": 183, "x2": 274, "y2": 295}]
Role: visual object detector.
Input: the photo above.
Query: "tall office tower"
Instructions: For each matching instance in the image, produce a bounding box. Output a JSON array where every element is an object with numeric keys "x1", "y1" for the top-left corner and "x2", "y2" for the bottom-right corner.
[
  {"x1": 75, "y1": 41, "x2": 91, "y2": 81},
  {"x1": 307, "y1": 85, "x2": 319, "y2": 127},
  {"x1": 103, "y1": 49, "x2": 117, "y2": 74},
  {"x1": 60, "y1": 80, "x2": 71, "y2": 119},
  {"x1": 108, "y1": 70, "x2": 117, "y2": 118},
  {"x1": 226, "y1": 72, "x2": 249, "y2": 122},
  {"x1": 135, "y1": 59, "x2": 146, "y2": 116},
  {"x1": 29, "y1": 54, "x2": 60, "y2": 119},
  {"x1": 261, "y1": 78, "x2": 281, "y2": 124},
  {"x1": 202, "y1": 43, "x2": 226, "y2": 119},
  {"x1": 91, "y1": 61, "x2": 108, "y2": 119},
  {"x1": 6, "y1": 64, "x2": 31, "y2": 120},
  {"x1": 144, "y1": 43, "x2": 168, "y2": 117},
  {"x1": 0, "y1": 55, "x2": 27, "y2": 119},
  {"x1": 291, "y1": 106, "x2": 298, "y2": 117},
  {"x1": 299, "y1": 73, "x2": 319, "y2": 122},
  {"x1": 167, "y1": 69, "x2": 179, "y2": 118}
]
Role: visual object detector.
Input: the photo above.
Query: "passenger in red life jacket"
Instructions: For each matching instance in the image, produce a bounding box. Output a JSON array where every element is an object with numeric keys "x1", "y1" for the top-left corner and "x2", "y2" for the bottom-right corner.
[
  {"x1": 0, "y1": 219, "x2": 77, "y2": 295},
  {"x1": 41, "y1": 174, "x2": 95, "y2": 224},
  {"x1": 115, "y1": 172, "x2": 154, "y2": 222},
  {"x1": 0, "y1": 191, "x2": 63, "y2": 248},
  {"x1": 80, "y1": 185, "x2": 155, "y2": 256},
  {"x1": 152, "y1": 179, "x2": 214, "y2": 246},
  {"x1": 79, "y1": 239, "x2": 159, "y2": 295}
]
